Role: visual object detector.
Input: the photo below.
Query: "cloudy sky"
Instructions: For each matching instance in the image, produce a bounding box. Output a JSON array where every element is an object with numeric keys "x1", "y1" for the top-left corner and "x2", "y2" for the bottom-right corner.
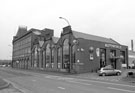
[{"x1": 0, "y1": 0, "x2": 135, "y2": 59}]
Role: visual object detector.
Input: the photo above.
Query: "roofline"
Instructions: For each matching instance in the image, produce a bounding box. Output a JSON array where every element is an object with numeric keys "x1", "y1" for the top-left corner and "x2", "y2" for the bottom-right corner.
[{"x1": 13, "y1": 30, "x2": 33, "y2": 43}]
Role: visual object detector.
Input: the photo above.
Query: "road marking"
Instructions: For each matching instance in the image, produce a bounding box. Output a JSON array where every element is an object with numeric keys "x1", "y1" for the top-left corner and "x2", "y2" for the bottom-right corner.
[
  {"x1": 45, "y1": 75, "x2": 61, "y2": 79},
  {"x1": 75, "y1": 78, "x2": 135, "y2": 88},
  {"x1": 58, "y1": 87, "x2": 65, "y2": 90},
  {"x1": 32, "y1": 80, "x2": 36, "y2": 82},
  {"x1": 44, "y1": 74, "x2": 135, "y2": 88},
  {"x1": 68, "y1": 80, "x2": 92, "y2": 86},
  {"x1": 58, "y1": 77, "x2": 74, "y2": 80},
  {"x1": 84, "y1": 77, "x2": 119, "y2": 82},
  {"x1": 107, "y1": 87, "x2": 135, "y2": 92}
]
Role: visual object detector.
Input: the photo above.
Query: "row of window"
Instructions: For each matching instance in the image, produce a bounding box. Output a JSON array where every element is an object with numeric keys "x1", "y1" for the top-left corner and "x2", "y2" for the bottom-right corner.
[
  {"x1": 31, "y1": 39, "x2": 76, "y2": 69},
  {"x1": 13, "y1": 37, "x2": 31, "y2": 51},
  {"x1": 100, "y1": 48, "x2": 126, "y2": 69},
  {"x1": 13, "y1": 47, "x2": 31, "y2": 58}
]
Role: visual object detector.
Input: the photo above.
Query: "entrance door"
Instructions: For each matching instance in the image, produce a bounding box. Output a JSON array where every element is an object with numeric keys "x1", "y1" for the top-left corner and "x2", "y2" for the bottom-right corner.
[
  {"x1": 110, "y1": 50, "x2": 116, "y2": 69},
  {"x1": 100, "y1": 48, "x2": 106, "y2": 68}
]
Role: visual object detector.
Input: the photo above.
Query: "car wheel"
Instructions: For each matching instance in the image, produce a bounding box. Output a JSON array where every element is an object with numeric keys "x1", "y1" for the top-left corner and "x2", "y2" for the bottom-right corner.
[
  {"x1": 116, "y1": 72, "x2": 121, "y2": 76},
  {"x1": 102, "y1": 73, "x2": 106, "y2": 76}
]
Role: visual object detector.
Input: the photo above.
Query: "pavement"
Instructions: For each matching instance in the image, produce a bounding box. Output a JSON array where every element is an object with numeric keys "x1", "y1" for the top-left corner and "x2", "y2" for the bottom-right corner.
[
  {"x1": 0, "y1": 78, "x2": 10, "y2": 90},
  {"x1": 72, "y1": 69, "x2": 135, "y2": 84}
]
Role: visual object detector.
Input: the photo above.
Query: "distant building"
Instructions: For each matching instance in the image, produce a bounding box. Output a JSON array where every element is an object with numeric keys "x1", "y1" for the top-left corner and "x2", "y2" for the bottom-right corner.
[
  {"x1": 0, "y1": 60, "x2": 11, "y2": 67},
  {"x1": 128, "y1": 50, "x2": 135, "y2": 68},
  {"x1": 12, "y1": 26, "x2": 128, "y2": 73}
]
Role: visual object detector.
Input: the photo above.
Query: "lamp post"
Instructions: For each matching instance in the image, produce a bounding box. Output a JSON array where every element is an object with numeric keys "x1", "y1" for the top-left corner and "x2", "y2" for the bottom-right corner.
[
  {"x1": 59, "y1": 17, "x2": 70, "y2": 26},
  {"x1": 59, "y1": 17, "x2": 72, "y2": 73}
]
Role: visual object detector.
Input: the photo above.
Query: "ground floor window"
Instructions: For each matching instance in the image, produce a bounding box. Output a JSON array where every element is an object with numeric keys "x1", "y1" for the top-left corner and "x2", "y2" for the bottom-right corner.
[
  {"x1": 43, "y1": 50, "x2": 46, "y2": 68},
  {"x1": 46, "y1": 44, "x2": 51, "y2": 68},
  {"x1": 57, "y1": 48, "x2": 62, "y2": 69},
  {"x1": 63, "y1": 39, "x2": 70, "y2": 69},
  {"x1": 51, "y1": 49, "x2": 54, "y2": 68}
]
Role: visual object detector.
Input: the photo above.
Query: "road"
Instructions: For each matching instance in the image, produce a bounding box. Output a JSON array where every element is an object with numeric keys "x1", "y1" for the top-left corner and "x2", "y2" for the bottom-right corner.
[{"x1": 0, "y1": 67, "x2": 135, "y2": 93}]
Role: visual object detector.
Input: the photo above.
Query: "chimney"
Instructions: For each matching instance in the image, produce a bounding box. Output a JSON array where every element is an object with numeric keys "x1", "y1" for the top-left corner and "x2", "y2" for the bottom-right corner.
[{"x1": 131, "y1": 40, "x2": 134, "y2": 51}]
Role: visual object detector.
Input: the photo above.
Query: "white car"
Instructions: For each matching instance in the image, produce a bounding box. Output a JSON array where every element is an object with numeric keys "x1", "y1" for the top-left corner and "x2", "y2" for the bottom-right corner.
[{"x1": 98, "y1": 67, "x2": 122, "y2": 76}]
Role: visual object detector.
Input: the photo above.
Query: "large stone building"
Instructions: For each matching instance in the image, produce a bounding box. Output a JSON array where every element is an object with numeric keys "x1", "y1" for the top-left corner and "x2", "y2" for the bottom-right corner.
[{"x1": 12, "y1": 26, "x2": 128, "y2": 73}]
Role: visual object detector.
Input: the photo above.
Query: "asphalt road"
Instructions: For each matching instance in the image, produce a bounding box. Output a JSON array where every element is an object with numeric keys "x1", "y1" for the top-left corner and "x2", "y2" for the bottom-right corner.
[{"x1": 0, "y1": 67, "x2": 135, "y2": 93}]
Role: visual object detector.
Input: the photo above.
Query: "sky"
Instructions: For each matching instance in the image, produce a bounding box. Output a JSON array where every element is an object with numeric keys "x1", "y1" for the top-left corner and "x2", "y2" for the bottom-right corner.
[{"x1": 0, "y1": 0, "x2": 135, "y2": 60}]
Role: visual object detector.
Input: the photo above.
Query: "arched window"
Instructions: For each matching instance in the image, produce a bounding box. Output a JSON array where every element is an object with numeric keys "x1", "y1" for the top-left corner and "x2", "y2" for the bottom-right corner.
[
  {"x1": 31, "y1": 51, "x2": 34, "y2": 67},
  {"x1": 51, "y1": 48, "x2": 55, "y2": 68},
  {"x1": 34, "y1": 46, "x2": 38, "y2": 67},
  {"x1": 46, "y1": 44, "x2": 50, "y2": 68},
  {"x1": 43, "y1": 49, "x2": 46, "y2": 68},
  {"x1": 72, "y1": 45, "x2": 76, "y2": 64},
  {"x1": 62, "y1": 39, "x2": 69, "y2": 69},
  {"x1": 57, "y1": 48, "x2": 62, "y2": 68}
]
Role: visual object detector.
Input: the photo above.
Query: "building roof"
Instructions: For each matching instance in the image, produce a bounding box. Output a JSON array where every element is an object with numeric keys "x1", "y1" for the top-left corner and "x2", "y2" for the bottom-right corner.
[
  {"x1": 52, "y1": 37, "x2": 59, "y2": 43},
  {"x1": 72, "y1": 31, "x2": 120, "y2": 45}
]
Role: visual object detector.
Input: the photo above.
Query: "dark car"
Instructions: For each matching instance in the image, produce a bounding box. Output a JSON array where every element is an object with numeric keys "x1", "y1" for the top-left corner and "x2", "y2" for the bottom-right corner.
[{"x1": 98, "y1": 67, "x2": 122, "y2": 76}]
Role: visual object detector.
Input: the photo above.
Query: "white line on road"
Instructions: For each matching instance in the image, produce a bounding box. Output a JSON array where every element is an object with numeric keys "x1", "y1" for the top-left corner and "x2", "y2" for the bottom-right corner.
[
  {"x1": 67, "y1": 80, "x2": 135, "y2": 93},
  {"x1": 44, "y1": 74, "x2": 135, "y2": 88},
  {"x1": 76, "y1": 78, "x2": 135, "y2": 88},
  {"x1": 107, "y1": 87, "x2": 135, "y2": 93},
  {"x1": 45, "y1": 75, "x2": 135, "y2": 88},
  {"x1": 58, "y1": 77, "x2": 74, "y2": 80},
  {"x1": 32, "y1": 80, "x2": 36, "y2": 82},
  {"x1": 58, "y1": 87, "x2": 65, "y2": 90},
  {"x1": 68, "y1": 80, "x2": 92, "y2": 86},
  {"x1": 45, "y1": 75, "x2": 61, "y2": 78}
]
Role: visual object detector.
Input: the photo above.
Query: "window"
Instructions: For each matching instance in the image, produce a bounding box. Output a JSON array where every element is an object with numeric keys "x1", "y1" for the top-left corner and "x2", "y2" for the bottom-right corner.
[
  {"x1": 43, "y1": 50, "x2": 46, "y2": 68},
  {"x1": 57, "y1": 48, "x2": 62, "y2": 68},
  {"x1": 51, "y1": 48, "x2": 54, "y2": 68},
  {"x1": 63, "y1": 39, "x2": 69, "y2": 69},
  {"x1": 110, "y1": 50, "x2": 116, "y2": 69},
  {"x1": 34, "y1": 47, "x2": 38, "y2": 67},
  {"x1": 120, "y1": 51, "x2": 125, "y2": 64},
  {"x1": 72, "y1": 45, "x2": 76, "y2": 63},
  {"x1": 46, "y1": 44, "x2": 50, "y2": 68},
  {"x1": 100, "y1": 49, "x2": 106, "y2": 68}
]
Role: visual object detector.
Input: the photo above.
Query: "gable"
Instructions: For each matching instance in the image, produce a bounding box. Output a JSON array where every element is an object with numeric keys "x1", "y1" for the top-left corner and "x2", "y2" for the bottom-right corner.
[{"x1": 52, "y1": 37, "x2": 59, "y2": 43}]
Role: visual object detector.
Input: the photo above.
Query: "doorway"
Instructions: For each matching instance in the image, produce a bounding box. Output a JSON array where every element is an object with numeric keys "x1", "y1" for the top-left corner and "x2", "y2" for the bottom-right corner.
[
  {"x1": 110, "y1": 50, "x2": 116, "y2": 69},
  {"x1": 100, "y1": 48, "x2": 106, "y2": 68}
]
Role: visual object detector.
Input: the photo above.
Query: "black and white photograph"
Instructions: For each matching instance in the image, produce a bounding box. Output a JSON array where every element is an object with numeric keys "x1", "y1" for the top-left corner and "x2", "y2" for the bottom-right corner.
[{"x1": 0, "y1": 0, "x2": 135, "y2": 93}]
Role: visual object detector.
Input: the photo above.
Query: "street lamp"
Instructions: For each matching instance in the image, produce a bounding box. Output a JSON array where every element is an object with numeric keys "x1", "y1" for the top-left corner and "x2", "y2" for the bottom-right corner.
[{"x1": 59, "y1": 17, "x2": 70, "y2": 26}]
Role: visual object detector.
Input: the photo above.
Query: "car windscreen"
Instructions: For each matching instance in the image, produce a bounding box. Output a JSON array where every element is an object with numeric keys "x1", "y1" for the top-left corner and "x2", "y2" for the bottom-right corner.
[{"x1": 103, "y1": 68, "x2": 114, "y2": 70}]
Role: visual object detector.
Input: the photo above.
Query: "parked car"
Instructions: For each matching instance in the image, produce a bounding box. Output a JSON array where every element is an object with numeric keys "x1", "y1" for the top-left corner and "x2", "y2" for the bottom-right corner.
[
  {"x1": 98, "y1": 67, "x2": 122, "y2": 76},
  {"x1": 0, "y1": 65, "x2": 6, "y2": 67}
]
